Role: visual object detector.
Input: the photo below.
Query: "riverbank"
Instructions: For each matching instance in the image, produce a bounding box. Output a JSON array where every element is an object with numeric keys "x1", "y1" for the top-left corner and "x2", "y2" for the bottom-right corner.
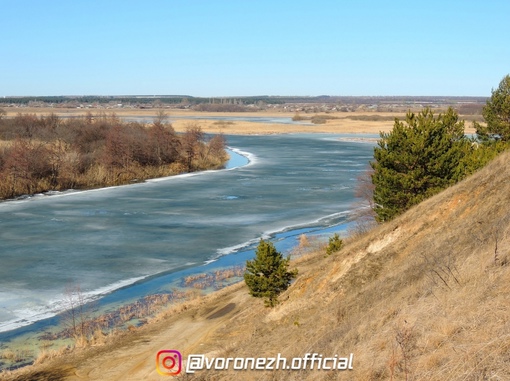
[
  {"x1": 0, "y1": 235, "x2": 327, "y2": 380},
  {"x1": 0, "y1": 112, "x2": 230, "y2": 200}
]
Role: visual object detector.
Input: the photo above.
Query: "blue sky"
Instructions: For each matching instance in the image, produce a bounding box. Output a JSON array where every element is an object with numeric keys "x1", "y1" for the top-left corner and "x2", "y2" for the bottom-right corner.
[{"x1": 1, "y1": 0, "x2": 509, "y2": 97}]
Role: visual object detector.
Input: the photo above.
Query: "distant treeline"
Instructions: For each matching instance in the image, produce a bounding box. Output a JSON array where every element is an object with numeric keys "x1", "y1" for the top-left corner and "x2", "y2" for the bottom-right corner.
[
  {"x1": 0, "y1": 113, "x2": 228, "y2": 200},
  {"x1": 0, "y1": 95, "x2": 285, "y2": 107},
  {"x1": 0, "y1": 95, "x2": 488, "y2": 107}
]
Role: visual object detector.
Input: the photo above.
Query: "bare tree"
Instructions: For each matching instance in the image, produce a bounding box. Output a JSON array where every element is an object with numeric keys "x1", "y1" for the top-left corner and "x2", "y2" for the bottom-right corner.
[
  {"x1": 148, "y1": 121, "x2": 179, "y2": 165},
  {"x1": 3, "y1": 139, "x2": 51, "y2": 196},
  {"x1": 181, "y1": 123, "x2": 204, "y2": 172},
  {"x1": 154, "y1": 109, "x2": 168, "y2": 126},
  {"x1": 347, "y1": 166, "x2": 377, "y2": 237},
  {"x1": 204, "y1": 134, "x2": 227, "y2": 162},
  {"x1": 61, "y1": 285, "x2": 93, "y2": 346}
]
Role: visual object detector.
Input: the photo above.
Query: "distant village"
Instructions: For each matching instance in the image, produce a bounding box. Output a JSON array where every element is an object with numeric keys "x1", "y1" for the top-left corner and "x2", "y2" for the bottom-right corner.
[{"x1": 0, "y1": 95, "x2": 487, "y2": 115}]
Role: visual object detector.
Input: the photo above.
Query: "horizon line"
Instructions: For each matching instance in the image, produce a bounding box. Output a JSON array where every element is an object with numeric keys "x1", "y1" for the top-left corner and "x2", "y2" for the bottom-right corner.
[{"x1": 1, "y1": 94, "x2": 489, "y2": 99}]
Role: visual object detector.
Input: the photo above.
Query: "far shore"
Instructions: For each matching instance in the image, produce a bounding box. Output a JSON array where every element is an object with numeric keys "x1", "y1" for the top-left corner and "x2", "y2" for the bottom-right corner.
[{"x1": 2, "y1": 107, "x2": 479, "y2": 135}]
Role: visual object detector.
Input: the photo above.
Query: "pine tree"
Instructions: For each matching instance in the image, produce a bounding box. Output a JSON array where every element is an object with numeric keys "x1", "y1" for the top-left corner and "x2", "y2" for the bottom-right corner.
[
  {"x1": 244, "y1": 240, "x2": 298, "y2": 307},
  {"x1": 371, "y1": 107, "x2": 467, "y2": 222},
  {"x1": 475, "y1": 74, "x2": 510, "y2": 142}
]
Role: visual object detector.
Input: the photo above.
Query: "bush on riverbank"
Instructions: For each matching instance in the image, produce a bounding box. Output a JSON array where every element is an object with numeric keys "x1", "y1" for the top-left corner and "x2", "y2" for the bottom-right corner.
[{"x1": 0, "y1": 113, "x2": 228, "y2": 199}]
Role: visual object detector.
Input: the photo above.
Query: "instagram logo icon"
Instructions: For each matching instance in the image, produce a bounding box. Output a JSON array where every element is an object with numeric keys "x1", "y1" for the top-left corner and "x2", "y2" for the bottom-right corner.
[{"x1": 156, "y1": 350, "x2": 182, "y2": 376}]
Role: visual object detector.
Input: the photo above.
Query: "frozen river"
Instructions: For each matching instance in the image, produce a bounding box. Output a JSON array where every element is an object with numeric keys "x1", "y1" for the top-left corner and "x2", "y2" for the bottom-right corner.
[{"x1": 0, "y1": 133, "x2": 375, "y2": 335}]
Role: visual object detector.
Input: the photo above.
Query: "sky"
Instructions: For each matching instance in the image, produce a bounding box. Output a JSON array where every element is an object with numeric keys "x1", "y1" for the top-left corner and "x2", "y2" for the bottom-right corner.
[{"x1": 1, "y1": 0, "x2": 509, "y2": 97}]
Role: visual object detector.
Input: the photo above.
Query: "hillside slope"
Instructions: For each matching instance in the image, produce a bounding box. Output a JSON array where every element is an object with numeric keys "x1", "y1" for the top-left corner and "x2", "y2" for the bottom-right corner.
[
  {"x1": 186, "y1": 148, "x2": 510, "y2": 380},
  {"x1": 4, "y1": 150, "x2": 510, "y2": 381}
]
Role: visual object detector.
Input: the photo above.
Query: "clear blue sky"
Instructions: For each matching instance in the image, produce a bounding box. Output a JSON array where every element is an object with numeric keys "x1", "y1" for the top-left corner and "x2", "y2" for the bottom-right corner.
[{"x1": 1, "y1": 0, "x2": 509, "y2": 97}]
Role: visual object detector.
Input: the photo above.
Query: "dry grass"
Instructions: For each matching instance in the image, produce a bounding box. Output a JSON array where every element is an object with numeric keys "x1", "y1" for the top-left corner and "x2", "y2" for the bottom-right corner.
[
  {"x1": 33, "y1": 347, "x2": 70, "y2": 367},
  {"x1": 0, "y1": 108, "x2": 408, "y2": 134},
  {"x1": 3, "y1": 107, "x2": 479, "y2": 135},
  {"x1": 165, "y1": 149, "x2": 510, "y2": 380}
]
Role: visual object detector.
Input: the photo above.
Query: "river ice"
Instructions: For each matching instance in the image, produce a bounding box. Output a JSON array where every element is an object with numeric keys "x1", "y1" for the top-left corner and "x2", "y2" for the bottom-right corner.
[{"x1": 0, "y1": 133, "x2": 375, "y2": 334}]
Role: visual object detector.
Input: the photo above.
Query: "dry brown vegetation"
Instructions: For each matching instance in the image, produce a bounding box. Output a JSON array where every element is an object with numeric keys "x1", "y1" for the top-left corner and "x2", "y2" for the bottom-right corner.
[
  {"x1": 2, "y1": 107, "x2": 481, "y2": 135},
  {"x1": 3, "y1": 146, "x2": 509, "y2": 380},
  {"x1": 0, "y1": 113, "x2": 228, "y2": 200}
]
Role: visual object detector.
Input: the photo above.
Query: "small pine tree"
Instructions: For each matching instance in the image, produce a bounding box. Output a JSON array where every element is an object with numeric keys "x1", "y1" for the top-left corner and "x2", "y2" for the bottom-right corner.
[
  {"x1": 244, "y1": 240, "x2": 298, "y2": 307},
  {"x1": 326, "y1": 233, "x2": 343, "y2": 255}
]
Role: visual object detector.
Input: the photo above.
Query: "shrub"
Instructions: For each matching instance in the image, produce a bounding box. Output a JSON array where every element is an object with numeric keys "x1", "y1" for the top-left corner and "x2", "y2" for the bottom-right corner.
[{"x1": 326, "y1": 233, "x2": 343, "y2": 255}]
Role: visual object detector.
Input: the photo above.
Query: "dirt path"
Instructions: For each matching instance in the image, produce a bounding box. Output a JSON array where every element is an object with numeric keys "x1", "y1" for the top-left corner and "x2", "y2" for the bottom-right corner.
[{"x1": 69, "y1": 318, "x2": 205, "y2": 380}]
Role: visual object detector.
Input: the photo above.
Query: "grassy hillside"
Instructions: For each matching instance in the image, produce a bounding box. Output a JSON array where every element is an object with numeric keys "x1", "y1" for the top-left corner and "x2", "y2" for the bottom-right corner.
[
  {"x1": 183, "y1": 149, "x2": 510, "y2": 380},
  {"x1": 2, "y1": 150, "x2": 510, "y2": 381}
]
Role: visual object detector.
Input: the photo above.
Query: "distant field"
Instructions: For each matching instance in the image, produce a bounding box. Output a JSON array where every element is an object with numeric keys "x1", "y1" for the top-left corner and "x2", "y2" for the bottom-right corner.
[{"x1": 1, "y1": 107, "x2": 479, "y2": 135}]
